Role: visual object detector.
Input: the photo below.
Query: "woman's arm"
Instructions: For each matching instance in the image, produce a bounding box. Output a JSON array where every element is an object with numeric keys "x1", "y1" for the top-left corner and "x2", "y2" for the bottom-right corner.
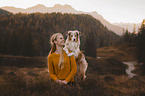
[
  {"x1": 48, "y1": 55, "x2": 58, "y2": 81},
  {"x1": 65, "y1": 55, "x2": 77, "y2": 83}
]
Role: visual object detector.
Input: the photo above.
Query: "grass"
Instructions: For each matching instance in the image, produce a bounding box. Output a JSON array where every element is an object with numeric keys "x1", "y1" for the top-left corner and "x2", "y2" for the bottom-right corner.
[
  {"x1": 1, "y1": 68, "x2": 145, "y2": 96},
  {"x1": 97, "y1": 43, "x2": 137, "y2": 61},
  {"x1": 0, "y1": 67, "x2": 106, "y2": 96},
  {"x1": 0, "y1": 44, "x2": 145, "y2": 96}
]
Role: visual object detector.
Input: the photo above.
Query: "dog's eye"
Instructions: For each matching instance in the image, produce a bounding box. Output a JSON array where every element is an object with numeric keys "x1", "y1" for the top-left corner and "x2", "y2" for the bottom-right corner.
[{"x1": 71, "y1": 35, "x2": 73, "y2": 37}]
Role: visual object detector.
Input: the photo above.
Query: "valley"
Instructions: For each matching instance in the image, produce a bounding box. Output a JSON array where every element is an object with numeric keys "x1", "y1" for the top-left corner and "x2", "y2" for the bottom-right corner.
[{"x1": 0, "y1": 44, "x2": 145, "y2": 96}]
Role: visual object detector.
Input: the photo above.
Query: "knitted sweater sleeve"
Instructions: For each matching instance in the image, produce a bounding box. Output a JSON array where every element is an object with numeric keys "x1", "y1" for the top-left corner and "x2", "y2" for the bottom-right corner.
[
  {"x1": 65, "y1": 55, "x2": 77, "y2": 83},
  {"x1": 48, "y1": 55, "x2": 58, "y2": 81}
]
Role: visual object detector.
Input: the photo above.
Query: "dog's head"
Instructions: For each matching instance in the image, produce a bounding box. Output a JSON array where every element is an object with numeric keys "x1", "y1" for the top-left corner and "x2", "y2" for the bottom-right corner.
[{"x1": 67, "y1": 30, "x2": 80, "y2": 42}]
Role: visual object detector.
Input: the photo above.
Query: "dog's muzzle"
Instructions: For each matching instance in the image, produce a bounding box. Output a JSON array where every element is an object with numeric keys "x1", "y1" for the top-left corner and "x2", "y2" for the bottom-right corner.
[{"x1": 73, "y1": 38, "x2": 76, "y2": 41}]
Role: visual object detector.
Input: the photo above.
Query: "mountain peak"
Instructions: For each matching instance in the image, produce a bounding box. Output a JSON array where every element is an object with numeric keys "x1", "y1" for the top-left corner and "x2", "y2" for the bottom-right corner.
[
  {"x1": 36, "y1": 4, "x2": 46, "y2": 7},
  {"x1": 64, "y1": 4, "x2": 73, "y2": 8},
  {"x1": 53, "y1": 4, "x2": 76, "y2": 11},
  {"x1": 92, "y1": 11, "x2": 98, "y2": 14},
  {"x1": 54, "y1": 4, "x2": 62, "y2": 8},
  {"x1": 29, "y1": 4, "x2": 46, "y2": 9}
]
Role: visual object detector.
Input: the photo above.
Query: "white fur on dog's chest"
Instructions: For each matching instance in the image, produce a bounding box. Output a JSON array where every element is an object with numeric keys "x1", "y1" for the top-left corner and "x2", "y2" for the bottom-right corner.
[{"x1": 66, "y1": 41, "x2": 78, "y2": 52}]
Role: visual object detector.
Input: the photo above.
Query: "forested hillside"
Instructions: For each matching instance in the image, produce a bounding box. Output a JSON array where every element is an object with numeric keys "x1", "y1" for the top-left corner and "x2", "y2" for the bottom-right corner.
[
  {"x1": 0, "y1": 12, "x2": 119, "y2": 57},
  {"x1": 0, "y1": 9, "x2": 12, "y2": 15}
]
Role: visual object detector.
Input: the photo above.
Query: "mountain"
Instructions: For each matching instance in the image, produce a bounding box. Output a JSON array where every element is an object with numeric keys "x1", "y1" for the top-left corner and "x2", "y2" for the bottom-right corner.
[
  {"x1": 87, "y1": 12, "x2": 123, "y2": 35},
  {"x1": 1, "y1": 4, "x2": 78, "y2": 14},
  {"x1": 1, "y1": 4, "x2": 123, "y2": 35},
  {"x1": 113, "y1": 23, "x2": 141, "y2": 33},
  {"x1": 0, "y1": 8, "x2": 12, "y2": 15}
]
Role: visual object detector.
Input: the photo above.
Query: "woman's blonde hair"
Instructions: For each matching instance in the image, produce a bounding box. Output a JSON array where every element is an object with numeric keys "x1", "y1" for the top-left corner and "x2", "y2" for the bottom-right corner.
[{"x1": 48, "y1": 33, "x2": 64, "y2": 69}]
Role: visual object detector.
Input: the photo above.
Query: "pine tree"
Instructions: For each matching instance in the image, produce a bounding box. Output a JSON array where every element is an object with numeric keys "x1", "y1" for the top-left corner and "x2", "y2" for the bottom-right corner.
[
  {"x1": 133, "y1": 24, "x2": 136, "y2": 34},
  {"x1": 137, "y1": 19, "x2": 145, "y2": 74},
  {"x1": 123, "y1": 27, "x2": 125, "y2": 35},
  {"x1": 85, "y1": 31, "x2": 97, "y2": 58},
  {"x1": 124, "y1": 27, "x2": 130, "y2": 42}
]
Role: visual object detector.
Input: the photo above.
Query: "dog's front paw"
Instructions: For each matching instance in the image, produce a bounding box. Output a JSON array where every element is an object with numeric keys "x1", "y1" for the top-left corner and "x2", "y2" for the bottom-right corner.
[
  {"x1": 67, "y1": 53, "x2": 74, "y2": 57},
  {"x1": 82, "y1": 75, "x2": 86, "y2": 80},
  {"x1": 63, "y1": 48, "x2": 69, "y2": 54},
  {"x1": 74, "y1": 54, "x2": 77, "y2": 58}
]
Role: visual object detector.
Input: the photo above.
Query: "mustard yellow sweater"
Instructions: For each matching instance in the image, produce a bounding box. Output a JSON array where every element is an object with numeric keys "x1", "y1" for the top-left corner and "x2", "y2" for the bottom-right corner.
[{"x1": 48, "y1": 52, "x2": 77, "y2": 83}]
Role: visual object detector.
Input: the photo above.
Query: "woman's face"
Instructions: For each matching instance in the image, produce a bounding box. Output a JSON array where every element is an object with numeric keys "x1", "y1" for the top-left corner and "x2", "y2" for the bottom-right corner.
[{"x1": 54, "y1": 35, "x2": 65, "y2": 46}]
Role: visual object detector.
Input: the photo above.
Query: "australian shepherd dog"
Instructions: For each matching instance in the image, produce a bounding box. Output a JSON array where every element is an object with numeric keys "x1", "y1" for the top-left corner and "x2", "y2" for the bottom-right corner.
[{"x1": 63, "y1": 30, "x2": 88, "y2": 80}]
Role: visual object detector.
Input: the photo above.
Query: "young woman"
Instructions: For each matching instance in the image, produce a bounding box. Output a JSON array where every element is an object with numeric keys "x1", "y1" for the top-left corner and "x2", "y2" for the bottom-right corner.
[{"x1": 48, "y1": 33, "x2": 77, "y2": 85}]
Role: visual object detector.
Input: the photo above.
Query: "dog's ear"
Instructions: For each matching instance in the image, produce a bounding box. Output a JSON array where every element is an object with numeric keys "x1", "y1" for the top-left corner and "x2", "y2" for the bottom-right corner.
[
  {"x1": 66, "y1": 31, "x2": 68, "y2": 36},
  {"x1": 79, "y1": 32, "x2": 81, "y2": 36}
]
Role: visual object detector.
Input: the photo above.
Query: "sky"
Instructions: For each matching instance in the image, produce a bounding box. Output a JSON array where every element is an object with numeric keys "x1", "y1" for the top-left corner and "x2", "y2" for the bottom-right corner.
[{"x1": 0, "y1": 0, "x2": 145, "y2": 23}]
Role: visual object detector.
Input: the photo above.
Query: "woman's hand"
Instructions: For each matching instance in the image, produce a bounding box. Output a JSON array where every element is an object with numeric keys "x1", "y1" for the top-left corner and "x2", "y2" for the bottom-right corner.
[
  {"x1": 61, "y1": 80, "x2": 68, "y2": 84},
  {"x1": 56, "y1": 79, "x2": 68, "y2": 85},
  {"x1": 55, "y1": 79, "x2": 62, "y2": 84}
]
